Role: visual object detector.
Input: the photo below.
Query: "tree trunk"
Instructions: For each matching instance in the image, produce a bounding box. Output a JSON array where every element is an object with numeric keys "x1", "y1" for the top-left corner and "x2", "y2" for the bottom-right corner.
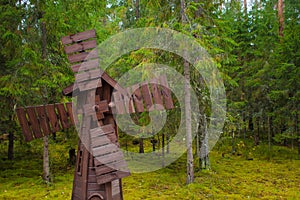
[
  {"x1": 41, "y1": 19, "x2": 50, "y2": 182},
  {"x1": 181, "y1": 0, "x2": 194, "y2": 184},
  {"x1": 135, "y1": 0, "x2": 140, "y2": 19},
  {"x1": 231, "y1": 130, "x2": 236, "y2": 154},
  {"x1": 268, "y1": 115, "x2": 271, "y2": 152},
  {"x1": 139, "y1": 138, "x2": 144, "y2": 153},
  {"x1": 244, "y1": 0, "x2": 247, "y2": 14},
  {"x1": 243, "y1": 112, "x2": 246, "y2": 140},
  {"x1": 200, "y1": 114, "x2": 210, "y2": 169},
  {"x1": 43, "y1": 136, "x2": 50, "y2": 182},
  {"x1": 296, "y1": 113, "x2": 300, "y2": 158},
  {"x1": 249, "y1": 114, "x2": 254, "y2": 144},
  {"x1": 255, "y1": 118, "x2": 260, "y2": 145},
  {"x1": 166, "y1": 133, "x2": 170, "y2": 154},
  {"x1": 162, "y1": 133, "x2": 165, "y2": 167},
  {"x1": 8, "y1": 132, "x2": 14, "y2": 160},
  {"x1": 278, "y1": 0, "x2": 284, "y2": 37},
  {"x1": 196, "y1": 128, "x2": 200, "y2": 159}
]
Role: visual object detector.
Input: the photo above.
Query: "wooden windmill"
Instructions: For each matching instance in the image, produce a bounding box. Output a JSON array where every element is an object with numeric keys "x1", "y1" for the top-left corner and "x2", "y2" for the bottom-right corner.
[{"x1": 16, "y1": 29, "x2": 174, "y2": 200}]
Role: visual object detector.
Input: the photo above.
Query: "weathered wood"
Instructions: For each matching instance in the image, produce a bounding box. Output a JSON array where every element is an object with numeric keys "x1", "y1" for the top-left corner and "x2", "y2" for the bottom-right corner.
[
  {"x1": 93, "y1": 144, "x2": 119, "y2": 157},
  {"x1": 66, "y1": 102, "x2": 76, "y2": 125},
  {"x1": 104, "y1": 182, "x2": 113, "y2": 200},
  {"x1": 76, "y1": 68, "x2": 103, "y2": 83},
  {"x1": 87, "y1": 174, "x2": 99, "y2": 184},
  {"x1": 87, "y1": 192, "x2": 106, "y2": 200},
  {"x1": 64, "y1": 40, "x2": 97, "y2": 54},
  {"x1": 149, "y1": 78, "x2": 164, "y2": 110},
  {"x1": 81, "y1": 138, "x2": 90, "y2": 200},
  {"x1": 35, "y1": 106, "x2": 51, "y2": 136},
  {"x1": 71, "y1": 59, "x2": 100, "y2": 73},
  {"x1": 96, "y1": 171, "x2": 130, "y2": 185},
  {"x1": 126, "y1": 88, "x2": 135, "y2": 113},
  {"x1": 94, "y1": 160, "x2": 128, "y2": 173},
  {"x1": 160, "y1": 76, "x2": 174, "y2": 109},
  {"x1": 82, "y1": 101, "x2": 108, "y2": 117},
  {"x1": 101, "y1": 73, "x2": 124, "y2": 92},
  {"x1": 16, "y1": 108, "x2": 33, "y2": 142},
  {"x1": 78, "y1": 79, "x2": 102, "y2": 92},
  {"x1": 68, "y1": 50, "x2": 99, "y2": 64},
  {"x1": 95, "y1": 100, "x2": 109, "y2": 114},
  {"x1": 112, "y1": 92, "x2": 125, "y2": 114},
  {"x1": 26, "y1": 107, "x2": 43, "y2": 139},
  {"x1": 111, "y1": 180, "x2": 121, "y2": 197},
  {"x1": 131, "y1": 84, "x2": 144, "y2": 112},
  {"x1": 91, "y1": 133, "x2": 117, "y2": 148},
  {"x1": 88, "y1": 182, "x2": 103, "y2": 191},
  {"x1": 140, "y1": 82, "x2": 153, "y2": 111},
  {"x1": 61, "y1": 29, "x2": 96, "y2": 45},
  {"x1": 62, "y1": 83, "x2": 78, "y2": 96},
  {"x1": 94, "y1": 151, "x2": 124, "y2": 166},
  {"x1": 90, "y1": 124, "x2": 115, "y2": 138},
  {"x1": 46, "y1": 104, "x2": 61, "y2": 133},
  {"x1": 56, "y1": 103, "x2": 70, "y2": 129}
]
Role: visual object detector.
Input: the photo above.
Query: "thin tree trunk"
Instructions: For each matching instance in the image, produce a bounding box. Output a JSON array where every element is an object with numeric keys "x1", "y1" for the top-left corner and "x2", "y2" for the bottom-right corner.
[
  {"x1": 256, "y1": 118, "x2": 260, "y2": 145},
  {"x1": 244, "y1": 0, "x2": 247, "y2": 14},
  {"x1": 166, "y1": 133, "x2": 170, "y2": 154},
  {"x1": 139, "y1": 138, "x2": 144, "y2": 153},
  {"x1": 278, "y1": 0, "x2": 284, "y2": 37},
  {"x1": 243, "y1": 112, "x2": 246, "y2": 140},
  {"x1": 220, "y1": 0, "x2": 223, "y2": 12},
  {"x1": 181, "y1": 0, "x2": 194, "y2": 184},
  {"x1": 295, "y1": 113, "x2": 300, "y2": 158},
  {"x1": 43, "y1": 136, "x2": 50, "y2": 182},
  {"x1": 196, "y1": 128, "x2": 200, "y2": 158},
  {"x1": 231, "y1": 130, "x2": 235, "y2": 154},
  {"x1": 41, "y1": 19, "x2": 50, "y2": 182},
  {"x1": 162, "y1": 133, "x2": 165, "y2": 167},
  {"x1": 268, "y1": 115, "x2": 271, "y2": 152},
  {"x1": 200, "y1": 114, "x2": 210, "y2": 169},
  {"x1": 135, "y1": 0, "x2": 140, "y2": 19},
  {"x1": 8, "y1": 132, "x2": 14, "y2": 160}
]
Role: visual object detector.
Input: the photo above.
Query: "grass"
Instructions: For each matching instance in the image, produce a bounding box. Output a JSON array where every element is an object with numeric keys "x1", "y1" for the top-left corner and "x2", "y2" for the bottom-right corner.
[{"x1": 0, "y1": 137, "x2": 299, "y2": 199}]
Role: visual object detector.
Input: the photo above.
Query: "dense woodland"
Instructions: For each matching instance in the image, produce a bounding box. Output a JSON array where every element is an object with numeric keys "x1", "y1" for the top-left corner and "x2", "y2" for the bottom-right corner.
[{"x1": 0, "y1": 0, "x2": 299, "y2": 199}]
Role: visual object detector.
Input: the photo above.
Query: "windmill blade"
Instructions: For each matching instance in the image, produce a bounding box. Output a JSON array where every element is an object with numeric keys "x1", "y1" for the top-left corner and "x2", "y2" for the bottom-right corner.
[
  {"x1": 111, "y1": 75, "x2": 174, "y2": 114},
  {"x1": 16, "y1": 103, "x2": 73, "y2": 142}
]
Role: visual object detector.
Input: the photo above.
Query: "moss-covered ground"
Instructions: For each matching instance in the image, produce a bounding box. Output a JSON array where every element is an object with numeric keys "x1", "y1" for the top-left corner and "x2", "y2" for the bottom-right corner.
[{"x1": 0, "y1": 138, "x2": 299, "y2": 199}]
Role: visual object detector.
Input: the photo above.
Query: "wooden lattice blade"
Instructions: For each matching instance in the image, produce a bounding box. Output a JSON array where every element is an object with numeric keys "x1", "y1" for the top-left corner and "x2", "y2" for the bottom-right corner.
[
  {"x1": 111, "y1": 75, "x2": 174, "y2": 114},
  {"x1": 90, "y1": 124, "x2": 130, "y2": 185},
  {"x1": 15, "y1": 103, "x2": 75, "y2": 142}
]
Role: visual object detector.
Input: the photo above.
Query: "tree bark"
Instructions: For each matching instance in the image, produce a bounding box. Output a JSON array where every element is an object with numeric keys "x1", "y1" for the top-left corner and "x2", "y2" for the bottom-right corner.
[
  {"x1": 244, "y1": 0, "x2": 247, "y2": 14},
  {"x1": 200, "y1": 114, "x2": 210, "y2": 169},
  {"x1": 278, "y1": 0, "x2": 284, "y2": 37},
  {"x1": 43, "y1": 136, "x2": 50, "y2": 182},
  {"x1": 268, "y1": 115, "x2": 271, "y2": 152},
  {"x1": 166, "y1": 133, "x2": 170, "y2": 154},
  {"x1": 135, "y1": 0, "x2": 140, "y2": 19},
  {"x1": 181, "y1": 0, "x2": 194, "y2": 184},
  {"x1": 162, "y1": 133, "x2": 165, "y2": 167},
  {"x1": 243, "y1": 112, "x2": 246, "y2": 140},
  {"x1": 8, "y1": 132, "x2": 14, "y2": 160},
  {"x1": 139, "y1": 138, "x2": 144, "y2": 153},
  {"x1": 296, "y1": 113, "x2": 300, "y2": 158},
  {"x1": 41, "y1": 19, "x2": 50, "y2": 183}
]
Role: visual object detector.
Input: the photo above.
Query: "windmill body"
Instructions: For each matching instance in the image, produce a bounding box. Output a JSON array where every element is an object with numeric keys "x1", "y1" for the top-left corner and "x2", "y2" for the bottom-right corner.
[{"x1": 16, "y1": 30, "x2": 174, "y2": 200}]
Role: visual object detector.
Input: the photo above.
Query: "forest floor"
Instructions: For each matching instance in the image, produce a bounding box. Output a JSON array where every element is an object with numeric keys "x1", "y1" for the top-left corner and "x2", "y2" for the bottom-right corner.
[{"x1": 0, "y1": 137, "x2": 299, "y2": 200}]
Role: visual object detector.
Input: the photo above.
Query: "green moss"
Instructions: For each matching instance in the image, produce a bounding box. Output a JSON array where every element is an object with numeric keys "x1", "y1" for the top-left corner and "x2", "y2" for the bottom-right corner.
[{"x1": 0, "y1": 138, "x2": 299, "y2": 199}]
